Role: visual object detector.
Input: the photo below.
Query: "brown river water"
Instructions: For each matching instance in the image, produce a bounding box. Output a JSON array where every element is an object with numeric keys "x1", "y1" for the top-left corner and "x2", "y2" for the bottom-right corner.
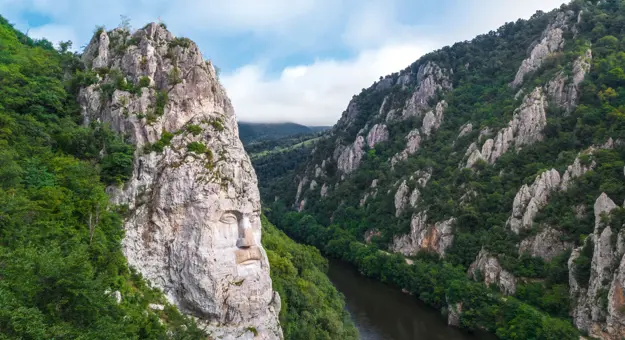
[{"x1": 327, "y1": 259, "x2": 497, "y2": 340}]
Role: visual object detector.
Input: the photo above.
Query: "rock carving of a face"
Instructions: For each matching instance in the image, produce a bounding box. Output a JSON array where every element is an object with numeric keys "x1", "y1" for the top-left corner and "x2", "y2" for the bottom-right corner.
[{"x1": 175, "y1": 170, "x2": 273, "y2": 325}]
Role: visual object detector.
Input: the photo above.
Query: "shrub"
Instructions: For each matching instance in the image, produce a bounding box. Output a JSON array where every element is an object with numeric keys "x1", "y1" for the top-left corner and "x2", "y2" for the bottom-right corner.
[{"x1": 187, "y1": 142, "x2": 207, "y2": 154}]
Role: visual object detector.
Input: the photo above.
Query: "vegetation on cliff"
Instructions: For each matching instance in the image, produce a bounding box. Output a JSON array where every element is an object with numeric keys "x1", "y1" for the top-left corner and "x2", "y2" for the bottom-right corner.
[
  {"x1": 261, "y1": 216, "x2": 358, "y2": 340},
  {"x1": 0, "y1": 15, "x2": 206, "y2": 339},
  {"x1": 259, "y1": 0, "x2": 625, "y2": 338}
]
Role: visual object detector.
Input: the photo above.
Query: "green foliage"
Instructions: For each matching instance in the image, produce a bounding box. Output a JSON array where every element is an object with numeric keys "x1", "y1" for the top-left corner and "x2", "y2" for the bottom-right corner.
[
  {"x1": 169, "y1": 37, "x2": 192, "y2": 49},
  {"x1": 266, "y1": 209, "x2": 579, "y2": 339},
  {"x1": 186, "y1": 124, "x2": 203, "y2": 136},
  {"x1": 144, "y1": 131, "x2": 174, "y2": 153},
  {"x1": 155, "y1": 90, "x2": 168, "y2": 116},
  {"x1": 138, "y1": 76, "x2": 151, "y2": 88},
  {"x1": 187, "y1": 141, "x2": 208, "y2": 154},
  {"x1": 168, "y1": 66, "x2": 182, "y2": 86},
  {"x1": 211, "y1": 118, "x2": 225, "y2": 131},
  {"x1": 261, "y1": 216, "x2": 358, "y2": 340},
  {"x1": 0, "y1": 15, "x2": 205, "y2": 338}
]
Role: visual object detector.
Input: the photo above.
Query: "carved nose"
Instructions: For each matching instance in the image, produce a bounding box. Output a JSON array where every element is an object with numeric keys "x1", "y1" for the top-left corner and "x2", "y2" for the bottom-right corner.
[{"x1": 236, "y1": 217, "x2": 256, "y2": 248}]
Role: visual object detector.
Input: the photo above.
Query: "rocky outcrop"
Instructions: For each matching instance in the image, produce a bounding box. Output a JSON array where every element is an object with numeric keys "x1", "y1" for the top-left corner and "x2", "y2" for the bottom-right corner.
[
  {"x1": 421, "y1": 101, "x2": 447, "y2": 137},
  {"x1": 336, "y1": 135, "x2": 366, "y2": 174},
  {"x1": 570, "y1": 193, "x2": 621, "y2": 338},
  {"x1": 519, "y1": 227, "x2": 572, "y2": 261},
  {"x1": 508, "y1": 169, "x2": 561, "y2": 233},
  {"x1": 546, "y1": 49, "x2": 592, "y2": 113},
  {"x1": 561, "y1": 151, "x2": 596, "y2": 190},
  {"x1": 79, "y1": 24, "x2": 282, "y2": 339},
  {"x1": 320, "y1": 183, "x2": 329, "y2": 198},
  {"x1": 391, "y1": 129, "x2": 421, "y2": 166},
  {"x1": 511, "y1": 11, "x2": 573, "y2": 88},
  {"x1": 466, "y1": 87, "x2": 547, "y2": 167},
  {"x1": 295, "y1": 176, "x2": 308, "y2": 205},
  {"x1": 401, "y1": 62, "x2": 452, "y2": 119},
  {"x1": 366, "y1": 124, "x2": 389, "y2": 147},
  {"x1": 390, "y1": 100, "x2": 446, "y2": 167},
  {"x1": 447, "y1": 302, "x2": 463, "y2": 327},
  {"x1": 458, "y1": 123, "x2": 473, "y2": 139},
  {"x1": 394, "y1": 180, "x2": 411, "y2": 217},
  {"x1": 468, "y1": 249, "x2": 516, "y2": 295},
  {"x1": 390, "y1": 213, "x2": 455, "y2": 257}
]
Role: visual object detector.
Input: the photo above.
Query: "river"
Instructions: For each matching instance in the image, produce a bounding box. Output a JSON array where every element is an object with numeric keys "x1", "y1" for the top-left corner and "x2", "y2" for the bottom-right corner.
[{"x1": 327, "y1": 259, "x2": 496, "y2": 340}]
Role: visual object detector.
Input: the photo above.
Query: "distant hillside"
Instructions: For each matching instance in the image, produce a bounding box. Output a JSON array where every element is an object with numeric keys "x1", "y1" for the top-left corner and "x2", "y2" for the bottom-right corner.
[{"x1": 237, "y1": 122, "x2": 330, "y2": 144}]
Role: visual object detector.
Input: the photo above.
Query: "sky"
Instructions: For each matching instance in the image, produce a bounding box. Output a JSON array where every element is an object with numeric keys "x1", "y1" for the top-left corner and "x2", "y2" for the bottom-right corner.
[{"x1": 1, "y1": 0, "x2": 568, "y2": 126}]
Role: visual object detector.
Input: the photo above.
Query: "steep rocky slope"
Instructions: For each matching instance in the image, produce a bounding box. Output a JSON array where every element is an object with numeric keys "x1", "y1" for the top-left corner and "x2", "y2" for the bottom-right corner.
[
  {"x1": 79, "y1": 23, "x2": 281, "y2": 339},
  {"x1": 265, "y1": 1, "x2": 625, "y2": 339}
]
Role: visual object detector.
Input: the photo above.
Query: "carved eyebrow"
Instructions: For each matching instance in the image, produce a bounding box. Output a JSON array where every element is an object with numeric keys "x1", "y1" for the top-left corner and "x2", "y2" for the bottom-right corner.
[{"x1": 221, "y1": 210, "x2": 242, "y2": 218}]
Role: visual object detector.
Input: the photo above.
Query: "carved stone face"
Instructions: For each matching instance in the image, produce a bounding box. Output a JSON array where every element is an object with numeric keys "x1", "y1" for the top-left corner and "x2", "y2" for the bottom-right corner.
[{"x1": 169, "y1": 164, "x2": 274, "y2": 325}]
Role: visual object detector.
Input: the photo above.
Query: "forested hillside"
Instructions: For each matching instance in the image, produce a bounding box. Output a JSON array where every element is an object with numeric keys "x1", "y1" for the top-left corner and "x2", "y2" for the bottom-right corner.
[
  {"x1": 237, "y1": 121, "x2": 329, "y2": 144},
  {"x1": 0, "y1": 16, "x2": 206, "y2": 339},
  {"x1": 263, "y1": 0, "x2": 625, "y2": 339},
  {"x1": 0, "y1": 15, "x2": 355, "y2": 340}
]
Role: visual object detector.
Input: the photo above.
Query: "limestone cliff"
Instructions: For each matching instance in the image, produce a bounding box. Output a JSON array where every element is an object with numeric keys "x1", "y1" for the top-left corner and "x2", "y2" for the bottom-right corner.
[
  {"x1": 79, "y1": 24, "x2": 282, "y2": 339},
  {"x1": 569, "y1": 193, "x2": 623, "y2": 339},
  {"x1": 466, "y1": 87, "x2": 548, "y2": 167},
  {"x1": 511, "y1": 11, "x2": 574, "y2": 88},
  {"x1": 468, "y1": 249, "x2": 517, "y2": 295}
]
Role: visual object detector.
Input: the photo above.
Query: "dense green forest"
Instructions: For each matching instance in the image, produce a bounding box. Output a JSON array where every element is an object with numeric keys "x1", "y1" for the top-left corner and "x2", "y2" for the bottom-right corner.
[
  {"x1": 265, "y1": 207, "x2": 578, "y2": 339},
  {"x1": 0, "y1": 15, "x2": 355, "y2": 340},
  {"x1": 0, "y1": 15, "x2": 207, "y2": 339},
  {"x1": 259, "y1": 0, "x2": 625, "y2": 339},
  {"x1": 246, "y1": 132, "x2": 324, "y2": 198},
  {"x1": 261, "y1": 216, "x2": 358, "y2": 340},
  {"x1": 237, "y1": 121, "x2": 329, "y2": 144}
]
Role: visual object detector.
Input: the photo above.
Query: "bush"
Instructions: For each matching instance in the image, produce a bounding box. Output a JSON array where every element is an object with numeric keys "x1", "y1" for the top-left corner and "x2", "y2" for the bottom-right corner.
[{"x1": 187, "y1": 141, "x2": 207, "y2": 154}]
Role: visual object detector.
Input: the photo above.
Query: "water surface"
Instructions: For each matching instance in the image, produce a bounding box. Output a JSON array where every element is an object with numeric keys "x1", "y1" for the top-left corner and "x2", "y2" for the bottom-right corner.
[{"x1": 327, "y1": 259, "x2": 496, "y2": 340}]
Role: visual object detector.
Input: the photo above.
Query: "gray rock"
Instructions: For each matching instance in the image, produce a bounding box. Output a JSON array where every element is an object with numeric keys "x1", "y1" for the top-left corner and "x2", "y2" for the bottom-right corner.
[
  {"x1": 320, "y1": 183, "x2": 329, "y2": 198},
  {"x1": 401, "y1": 62, "x2": 452, "y2": 119},
  {"x1": 421, "y1": 101, "x2": 447, "y2": 137},
  {"x1": 295, "y1": 176, "x2": 308, "y2": 205},
  {"x1": 511, "y1": 11, "x2": 572, "y2": 88},
  {"x1": 79, "y1": 24, "x2": 282, "y2": 339},
  {"x1": 391, "y1": 129, "x2": 422, "y2": 167},
  {"x1": 336, "y1": 136, "x2": 366, "y2": 174},
  {"x1": 561, "y1": 151, "x2": 596, "y2": 190},
  {"x1": 458, "y1": 123, "x2": 473, "y2": 138},
  {"x1": 390, "y1": 213, "x2": 455, "y2": 257},
  {"x1": 519, "y1": 227, "x2": 572, "y2": 261},
  {"x1": 571, "y1": 193, "x2": 620, "y2": 337},
  {"x1": 447, "y1": 302, "x2": 463, "y2": 327},
  {"x1": 366, "y1": 124, "x2": 389, "y2": 147},
  {"x1": 309, "y1": 180, "x2": 318, "y2": 191},
  {"x1": 546, "y1": 49, "x2": 592, "y2": 113},
  {"x1": 149, "y1": 303, "x2": 165, "y2": 311},
  {"x1": 508, "y1": 169, "x2": 561, "y2": 233},
  {"x1": 468, "y1": 249, "x2": 516, "y2": 295},
  {"x1": 466, "y1": 87, "x2": 547, "y2": 167},
  {"x1": 394, "y1": 180, "x2": 411, "y2": 217}
]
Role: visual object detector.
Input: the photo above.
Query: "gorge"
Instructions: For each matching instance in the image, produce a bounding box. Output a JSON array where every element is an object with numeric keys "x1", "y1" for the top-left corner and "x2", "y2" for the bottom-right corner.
[{"x1": 3, "y1": 0, "x2": 625, "y2": 339}]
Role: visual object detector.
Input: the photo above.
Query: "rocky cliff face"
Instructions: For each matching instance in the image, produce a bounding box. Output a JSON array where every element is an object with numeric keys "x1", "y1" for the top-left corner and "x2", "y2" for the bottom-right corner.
[
  {"x1": 79, "y1": 24, "x2": 282, "y2": 339},
  {"x1": 570, "y1": 193, "x2": 623, "y2": 339},
  {"x1": 399, "y1": 62, "x2": 452, "y2": 120},
  {"x1": 466, "y1": 87, "x2": 548, "y2": 167},
  {"x1": 468, "y1": 249, "x2": 517, "y2": 295},
  {"x1": 390, "y1": 213, "x2": 455, "y2": 257},
  {"x1": 511, "y1": 11, "x2": 574, "y2": 88}
]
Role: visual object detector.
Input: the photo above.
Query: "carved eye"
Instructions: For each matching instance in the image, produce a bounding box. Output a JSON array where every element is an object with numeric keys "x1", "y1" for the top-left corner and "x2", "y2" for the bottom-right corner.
[{"x1": 220, "y1": 213, "x2": 237, "y2": 224}]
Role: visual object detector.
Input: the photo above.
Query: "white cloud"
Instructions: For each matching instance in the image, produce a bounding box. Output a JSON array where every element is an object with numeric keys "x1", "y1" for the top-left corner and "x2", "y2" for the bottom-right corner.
[
  {"x1": 1, "y1": 0, "x2": 569, "y2": 126},
  {"x1": 222, "y1": 42, "x2": 434, "y2": 126},
  {"x1": 223, "y1": 0, "x2": 568, "y2": 126}
]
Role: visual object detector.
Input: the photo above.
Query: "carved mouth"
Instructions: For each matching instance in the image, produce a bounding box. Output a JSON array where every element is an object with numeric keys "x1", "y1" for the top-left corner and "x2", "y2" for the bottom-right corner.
[{"x1": 235, "y1": 247, "x2": 262, "y2": 265}]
